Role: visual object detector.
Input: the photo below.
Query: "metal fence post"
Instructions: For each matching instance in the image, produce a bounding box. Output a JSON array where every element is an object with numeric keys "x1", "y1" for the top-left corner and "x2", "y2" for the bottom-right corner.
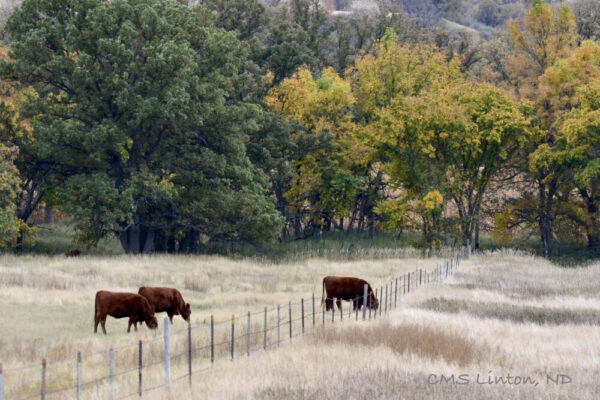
[
  {"x1": 355, "y1": 296, "x2": 359, "y2": 320},
  {"x1": 407, "y1": 273, "x2": 410, "y2": 293},
  {"x1": 394, "y1": 279, "x2": 398, "y2": 308},
  {"x1": 41, "y1": 359, "x2": 46, "y2": 400},
  {"x1": 288, "y1": 301, "x2": 292, "y2": 341},
  {"x1": 0, "y1": 363, "x2": 3, "y2": 400},
  {"x1": 210, "y1": 316, "x2": 215, "y2": 364},
  {"x1": 231, "y1": 315, "x2": 235, "y2": 361},
  {"x1": 385, "y1": 284, "x2": 388, "y2": 314},
  {"x1": 373, "y1": 288, "x2": 376, "y2": 320},
  {"x1": 332, "y1": 300, "x2": 335, "y2": 324},
  {"x1": 263, "y1": 307, "x2": 267, "y2": 350},
  {"x1": 164, "y1": 318, "x2": 170, "y2": 392},
  {"x1": 138, "y1": 341, "x2": 142, "y2": 397},
  {"x1": 109, "y1": 346, "x2": 114, "y2": 400},
  {"x1": 188, "y1": 321, "x2": 192, "y2": 385},
  {"x1": 362, "y1": 284, "x2": 368, "y2": 321},
  {"x1": 420, "y1": 269, "x2": 422, "y2": 286},
  {"x1": 340, "y1": 299, "x2": 343, "y2": 322},
  {"x1": 247, "y1": 312, "x2": 251, "y2": 357},
  {"x1": 312, "y1": 294, "x2": 315, "y2": 328},
  {"x1": 379, "y1": 287, "x2": 383, "y2": 318},
  {"x1": 77, "y1": 352, "x2": 81, "y2": 400},
  {"x1": 277, "y1": 305, "x2": 280, "y2": 348},
  {"x1": 301, "y1": 298, "x2": 305, "y2": 335}
]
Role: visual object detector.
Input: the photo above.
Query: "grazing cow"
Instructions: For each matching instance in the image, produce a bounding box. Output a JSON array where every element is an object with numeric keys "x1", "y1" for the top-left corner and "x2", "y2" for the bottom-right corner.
[
  {"x1": 137, "y1": 287, "x2": 191, "y2": 324},
  {"x1": 94, "y1": 291, "x2": 158, "y2": 334},
  {"x1": 322, "y1": 276, "x2": 379, "y2": 312}
]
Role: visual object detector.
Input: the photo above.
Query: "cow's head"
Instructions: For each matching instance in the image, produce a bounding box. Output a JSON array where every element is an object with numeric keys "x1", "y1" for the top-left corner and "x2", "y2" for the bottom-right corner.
[
  {"x1": 181, "y1": 303, "x2": 191, "y2": 321},
  {"x1": 145, "y1": 315, "x2": 158, "y2": 330}
]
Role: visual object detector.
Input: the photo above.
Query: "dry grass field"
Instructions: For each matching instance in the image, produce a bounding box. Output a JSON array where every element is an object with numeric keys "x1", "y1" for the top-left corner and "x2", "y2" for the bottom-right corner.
[{"x1": 1, "y1": 251, "x2": 600, "y2": 399}]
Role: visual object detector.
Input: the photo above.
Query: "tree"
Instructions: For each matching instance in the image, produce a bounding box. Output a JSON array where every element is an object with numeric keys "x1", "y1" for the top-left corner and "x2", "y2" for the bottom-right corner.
[
  {"x1": 506, "y1": 0, "x2": 579, "y2": 258},
  {"x1": 2, "y1": 0, "x2": 283, "y2": 253},
  {"x1": 573, "y1": 0, "x2": 600, "y2": 41},
  {"x1": 0, "y1": 139, "x2": 20, "y2": 249},
  {"x1": 541, "y1": 41, "x2": 600, "y2": 253}
]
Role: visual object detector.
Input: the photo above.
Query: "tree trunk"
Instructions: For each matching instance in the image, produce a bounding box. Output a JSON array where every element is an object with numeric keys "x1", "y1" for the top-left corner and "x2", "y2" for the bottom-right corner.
[
  {"x1": 44, "y1": 205, "x2": 54, "y2": 224},
  {"x1": 475, "y1": 221, "x2": 480, "y2": 250}
]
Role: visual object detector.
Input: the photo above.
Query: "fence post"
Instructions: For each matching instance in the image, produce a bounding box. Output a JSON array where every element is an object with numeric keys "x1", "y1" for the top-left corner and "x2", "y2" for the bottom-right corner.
[
  {"x1": 312, "y1": 294, "x2": 315, "y2": 328},
  {"x1": 188, "y1": 321, "x2": 192, "y2": 385},
  {"x1": 379, "y1": 287, "x2": 383, "y2": 318},
  {"x1": 263, "y1": 307, "x2": 267, "y2": 350},
  {"x1": 231, "y1": 315, "x2": 235, "y2": 361},
  {"x1": 164, "y1": 318, "x2": 170, "y2": 392},
  {"x1": 394, "y1": 279, "x2": 398, "y2": 308},
  {"x1": 373, "y1": 288, "x2": 377, "y2": 320},
  {"x1": 77, "y1": 352, "x2": 81, "y2": 400},
  {"x1": 0, "y1": 363, "x2": 3, "y2": 400},
  {"x1": 385, "y1": 284, "x2": 388, "y2": 314},
  {"x1": 340, "y1": 299, "x2": 343, "y2": 322},
  {"x1": 138, "y1": 341, "x2": 142, "y2": 397},
  {"x1": 109, "y1": 346, "x2": 114, "y2": 400},
  {"x1": 288, "y1": 301, "x2": 292, "y2": 341},
  {"x1": 247, "y1": 312, "x2": 251, "y2": 357},
  {"x1": 277, "y1": 305, "x2": 280, "y2": 348},
  {"x1": 362, "y1": 284, "x2": 368, "y2": 321},
  {"x1": 301, "y1": 298, "x2": 305, "y2": 335},
  {"x1": 420, "y1": 269, "x2": 422, "y2": 286},
  {"x1": 210, "y1": 316, "x2": 214, "y2": 364},
  {"x1": 355, "y1": 296, "x2": 359, "y2": 320},
  {"x1": 41, "y1": 359, "x2": 46, "y2": 400},
  {"x1": 407, "y1": 273, "x2": 410, "y2": 293}
]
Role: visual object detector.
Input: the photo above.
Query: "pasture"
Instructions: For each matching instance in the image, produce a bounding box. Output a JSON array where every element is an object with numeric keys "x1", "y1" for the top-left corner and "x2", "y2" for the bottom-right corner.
[{"x1": 0, "y1": 251, "x2": 599, "y2": 399}]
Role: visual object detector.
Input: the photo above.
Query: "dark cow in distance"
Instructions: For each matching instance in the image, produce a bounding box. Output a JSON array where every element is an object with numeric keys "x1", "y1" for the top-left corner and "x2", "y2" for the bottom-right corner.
[
  {"x1": 94, "y1": 291, "x2": 158, "y2": 334},
  {"x1": 138, "y1": 287, "x2": 191, "y2": 325},
  {"x1": 322, "y1": 276, "x2": 379, "y2": 312}
]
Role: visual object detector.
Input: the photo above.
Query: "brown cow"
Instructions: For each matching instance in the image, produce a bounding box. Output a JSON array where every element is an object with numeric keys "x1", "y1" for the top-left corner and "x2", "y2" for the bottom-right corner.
[
  {"x1": 94, "y1": 291, "x2": 158, "y2": 334},
  {"x1": 137, "y1": 287, "x2": 191, "y2": 325},
  {"x1": 322, "y1": 276, "x2": 379, "y2": 312}
]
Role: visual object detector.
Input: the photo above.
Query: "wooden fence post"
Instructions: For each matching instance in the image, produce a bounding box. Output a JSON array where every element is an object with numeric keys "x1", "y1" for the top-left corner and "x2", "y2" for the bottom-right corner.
[
  {"x1": 210, "y1": 316, "x2": 214, "y2": 364},
  {"x1": 263, "y1": 307, "x2": 267, "y2": 350},
  {"x1": 109, "y1": 346, "x2": 114, "y2": 400},
  {"x1": 188, "y1": 321, "x2": 192, "y2": 385},
  {"x1": 231, "y1": 315, "x2": 235, "y2": 361},
  {"x1": 277, "y1": 305, "x2": 280, "y2": 348},
  {"x1": 138, "y1": 341, "x2": 142, "y2": 397},
  {"x1": 41, "y1": 359, "x2": 46, "y2": 400},
  {"x1": 247, "y1": 312, "x2": 251, "y2": 357},
  {"x1": 77, "y1": 352, "x2": 81, "y2": 400},
  {"x1": 0, "y1": 363, "x2": 3, "y2": 400},
  {"x1": 164, "y1": 318, "x2": 170, "y2": 392},
  {"x1": 362, "y1": 284, "x2": 368, "y2": 321}
]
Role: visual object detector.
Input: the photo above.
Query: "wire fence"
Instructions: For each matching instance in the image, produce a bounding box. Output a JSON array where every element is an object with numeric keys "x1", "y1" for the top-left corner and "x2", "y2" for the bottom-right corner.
[{"x1": 0, "y1": 250, "x2": 466, "y2": 400}]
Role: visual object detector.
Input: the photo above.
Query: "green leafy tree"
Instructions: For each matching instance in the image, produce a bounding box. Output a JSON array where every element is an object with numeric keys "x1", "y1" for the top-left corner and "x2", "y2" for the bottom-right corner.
[{"x1": 2, "y1": 0, "x2": 283, "y2": 253}]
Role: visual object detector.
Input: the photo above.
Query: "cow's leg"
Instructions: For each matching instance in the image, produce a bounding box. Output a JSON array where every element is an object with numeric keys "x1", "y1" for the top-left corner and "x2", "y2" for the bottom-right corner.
[
  {"x1": 101, "y1": 317, "x2": 107, "y2": 335},
  {"x1": 94, "y1": 313, "x2": 99, "y2": 333},
  {"x1": 168, "y1": 312, "x2": 174, "y2": 324},
  {"x1": 134, "y1": 321, "x2": 138, "y2": 332},
  {"x1": 127, "y1": 318, "x2": 133, "y2": 333},
  {"x1": 325, "y1": 298, "x2": 333, "y2": 311},
  {"x1": 336, "y1": 298, "x2": 342, "y2": 311}
]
